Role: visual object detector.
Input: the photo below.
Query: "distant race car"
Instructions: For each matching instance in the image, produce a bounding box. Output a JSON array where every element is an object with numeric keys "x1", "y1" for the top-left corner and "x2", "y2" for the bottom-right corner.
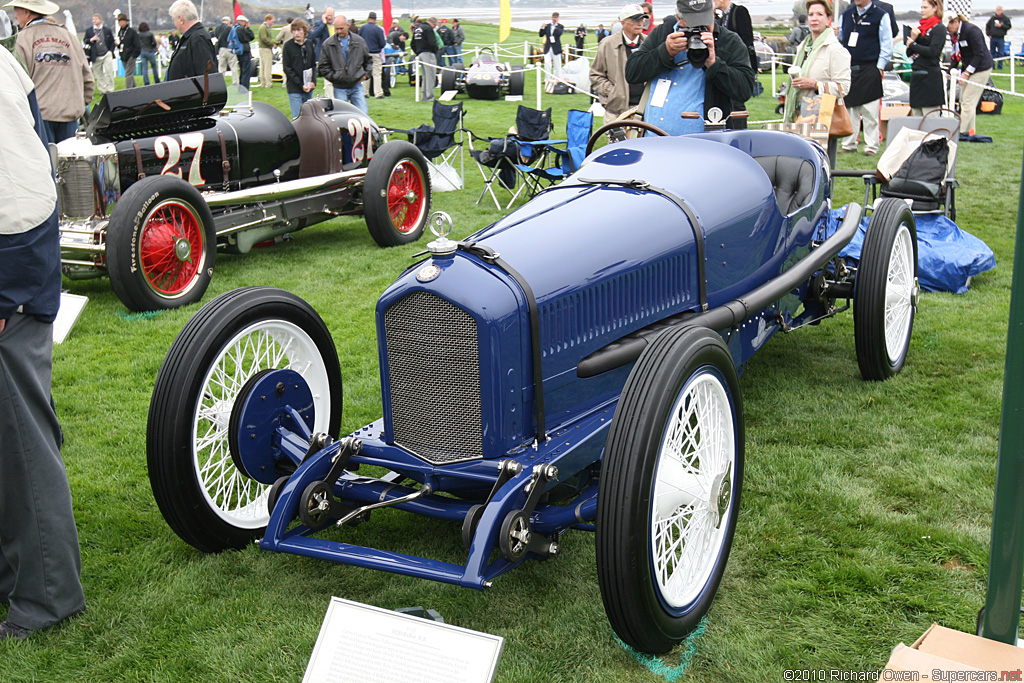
[
  {"x1": 57, "y1": 74, "x2": 431, "y2": 311},
  {"x1": 440, "y1": 52, "x2": 526, "y2": 100}
]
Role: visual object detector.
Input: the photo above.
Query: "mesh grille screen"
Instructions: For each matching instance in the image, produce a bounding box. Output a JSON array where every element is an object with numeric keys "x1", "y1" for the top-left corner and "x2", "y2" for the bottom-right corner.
[
  {"x1": 384, "y1": 291, "x2": 483, "y2": 464},
  {"x1": 59, "y1": 160, "x2": 97, "y2": 219}
]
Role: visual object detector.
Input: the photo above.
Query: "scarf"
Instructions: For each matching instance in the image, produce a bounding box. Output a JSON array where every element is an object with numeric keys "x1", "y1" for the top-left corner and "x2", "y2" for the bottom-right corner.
[
  {"x1": 918, "y1": 15, "x2": 940, "y2": 36},
  {"x1": 784, "y1": 29, "x2": 830, "y2": 123}
]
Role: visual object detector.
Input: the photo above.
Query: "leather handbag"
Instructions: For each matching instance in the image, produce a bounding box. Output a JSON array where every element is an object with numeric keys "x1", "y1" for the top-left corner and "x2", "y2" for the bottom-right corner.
[{"x1": 829, "y1": 88, "x2": 853, "y2": 138}]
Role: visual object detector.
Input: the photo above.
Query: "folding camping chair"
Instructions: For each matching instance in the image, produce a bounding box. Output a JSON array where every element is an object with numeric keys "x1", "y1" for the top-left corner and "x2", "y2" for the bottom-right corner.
[
  {"x1": 869, "y1": 113, "x2": 959, "y2": 220},
  {"x1": 469, "y1": 105, "x2": 553, "y2": 210},
  {"x1": 514, "y1": 109, "x2": 594, "y2": 195},
  {"x1": 390, "y1": 100, "x2": 466, "y2": 192}
]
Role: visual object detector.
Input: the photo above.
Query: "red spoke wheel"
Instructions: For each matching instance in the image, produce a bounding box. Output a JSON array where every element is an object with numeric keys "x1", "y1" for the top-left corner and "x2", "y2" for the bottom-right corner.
[
  {"x1": 107, "y1": 175, "x2": 216, "y2": 311},
  {"x1": 364, "y1": 141, "x2": 432, "y2": 247}
]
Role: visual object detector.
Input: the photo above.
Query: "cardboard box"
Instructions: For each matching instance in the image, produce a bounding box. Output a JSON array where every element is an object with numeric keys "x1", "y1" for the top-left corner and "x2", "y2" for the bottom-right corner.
[
  {"x1": 884, "y1": 623, "x2": 1024, "y2": 676},
  {"x1": 880, "y1": 102, "x2": 911, "y2": 139}
]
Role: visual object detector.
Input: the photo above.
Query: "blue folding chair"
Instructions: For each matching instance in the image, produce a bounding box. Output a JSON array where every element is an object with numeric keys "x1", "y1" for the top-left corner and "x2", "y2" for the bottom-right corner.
[{"x1": 514, "y1": 109, "x2": 594, "y2": 197}]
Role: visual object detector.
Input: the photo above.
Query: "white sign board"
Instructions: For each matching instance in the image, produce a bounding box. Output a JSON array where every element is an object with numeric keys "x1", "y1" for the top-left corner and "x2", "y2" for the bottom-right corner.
[
  {"x1": 54, "y1": 293, "x2": 88, "y2": 344},
  {"x1": 302, "y1": 597, "x2": 503, "y2": 683}
]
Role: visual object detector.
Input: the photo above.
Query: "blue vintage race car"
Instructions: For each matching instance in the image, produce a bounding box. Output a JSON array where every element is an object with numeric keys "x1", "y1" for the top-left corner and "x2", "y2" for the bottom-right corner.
[{"x1": 146, "y1": 126, "x2": 918, "y2": 653}]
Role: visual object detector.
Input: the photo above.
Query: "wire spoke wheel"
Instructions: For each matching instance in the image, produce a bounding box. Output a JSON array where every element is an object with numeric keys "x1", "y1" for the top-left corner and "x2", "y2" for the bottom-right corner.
[
  {"x1": 148, "y1": 288, "x2": 342, "y2": 553},
  {"x1": 855, "y1": 198, "x2": 918, "y2": 380},
  {"x1": 364, "y1": 141, "x2": 432, "y2": 247},
  {"x1": 140, "y1": 200, "x2": 205, "y2": 296},
  {"x1": 597, "y1": 326, "x2": 743, "y2": 654},
  {"x1": 387, "y1": 160, "x2": 427, "y2": 233}
]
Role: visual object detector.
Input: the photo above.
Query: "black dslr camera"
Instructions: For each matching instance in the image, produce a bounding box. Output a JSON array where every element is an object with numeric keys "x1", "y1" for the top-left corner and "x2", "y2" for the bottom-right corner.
[{"x1": 680, "y1": 26, "x2": 710, "y2": 67}]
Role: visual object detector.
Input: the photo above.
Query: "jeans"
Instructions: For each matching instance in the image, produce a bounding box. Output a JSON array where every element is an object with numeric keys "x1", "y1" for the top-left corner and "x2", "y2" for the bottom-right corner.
[
  {"x1": 335, "y1": 82, "x2": 367, "y2": 113},
  {"x1": 42, "y1": 120, "x2": 78, "y2": 145},
  {"x1": 990, "y1": 38, "x2": 1005, "y2": 69},
  {"x1": 443, "y1": 45, "x2": 459, "y2": 66},
  {"x1": 288, "y1": 91, "x2": 312, "y2": 118},
  {"x1": 238, "y1": 50, "x2": 252, "y2": 91},
  {"x1": 139, "y1": 50, "x2": 159, "y2": 84}
]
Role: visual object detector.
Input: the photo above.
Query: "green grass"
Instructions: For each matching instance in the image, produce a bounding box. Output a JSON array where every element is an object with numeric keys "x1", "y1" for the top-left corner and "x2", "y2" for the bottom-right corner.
[{"x1": 7, "y1": 21, "x2": 1024, "y2": 681}]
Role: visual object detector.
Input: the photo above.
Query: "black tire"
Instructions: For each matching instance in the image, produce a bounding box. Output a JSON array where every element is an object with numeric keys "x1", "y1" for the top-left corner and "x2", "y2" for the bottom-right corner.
[
  {"x1": 147, "y1": 287, "x2": 342, "y2": 553},
  {"x1": 440, "y1": 64, "x2": 457, "y2": 92},
  {"x1": 363, "y1": 140, "x2": 431, "y2": 247},
  {"x1": 508, "y1": 65, "x2": 525, "y2": 96},
  {"x1": 388, "y1": 64, "x2": 397, "y2": 89},
  {"x1": 854, "y1": 198, "x2": 918, "y2": 381},
  {"x1": 597, "y1": 325, "x2": 744, "y2": 654},
  {"x1": 106, "y1": 174, "x2": 216, "y2": 311}
]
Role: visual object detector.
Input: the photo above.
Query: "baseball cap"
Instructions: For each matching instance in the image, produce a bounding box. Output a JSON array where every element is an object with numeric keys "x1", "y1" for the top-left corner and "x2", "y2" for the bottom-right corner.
[
  {"x1": 367, "y1": 11, "x2": 376, "y2": 18},
  {"x1": 619, "y1": 3, "x2": 646, "y2": 21},
  {"x1": 676, "y1": 0, "x2": 715, "y2": 27}
]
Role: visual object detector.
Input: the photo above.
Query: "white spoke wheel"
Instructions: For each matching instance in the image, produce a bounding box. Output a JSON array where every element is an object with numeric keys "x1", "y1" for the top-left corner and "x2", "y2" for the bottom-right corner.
[
  {"x1": 597, "y1": 326, "x2": 743, "y2": 654},
  {"x1": 854, "y1": 198, "x2": 918, "y2": 381},
  {"x1": 147, "y1": 287, "x2": 342, "y2": 553}
]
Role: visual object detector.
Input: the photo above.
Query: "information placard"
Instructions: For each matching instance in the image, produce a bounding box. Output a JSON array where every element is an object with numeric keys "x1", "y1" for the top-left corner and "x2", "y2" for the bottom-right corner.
[{"x1": 302, "y1": 597, "x2": 503, "y2": 683}]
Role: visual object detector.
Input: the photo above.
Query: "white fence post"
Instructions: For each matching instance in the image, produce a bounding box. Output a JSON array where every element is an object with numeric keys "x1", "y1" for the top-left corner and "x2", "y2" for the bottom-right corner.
[
  {"x1": 536, "y1": 63, "x2": 542, "y2": 109},
  {"x1": 415, "y1": 56, "x2": 420, "y2": 102}
]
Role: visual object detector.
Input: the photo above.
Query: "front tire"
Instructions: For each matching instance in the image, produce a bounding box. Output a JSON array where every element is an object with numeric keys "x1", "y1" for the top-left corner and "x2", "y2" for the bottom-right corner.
[
  {"x1": 363, "y1": 141, "x2": 431, "y2": 247},
  {"x1": 854, "y1": 198, "x2": 918, "y2": 381},
  {"x1": 597, "y1": 325, "x2": 744, "y2": 654},
  {"x1": 106, "y1": 174, "x2": 216, "y2": 311},
  {"x1": 147, "y1": 287, "x2": 342, "y2": 553},
  {"x1": 508, "y1": 65, "x2": 525, "y2": 96}
]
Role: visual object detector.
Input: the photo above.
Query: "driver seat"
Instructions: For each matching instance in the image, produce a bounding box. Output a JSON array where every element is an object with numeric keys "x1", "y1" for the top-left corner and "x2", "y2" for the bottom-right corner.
[
  {"x1": 755, "y1": 155, "x2": 815, "y2": 216},
  {"x1": 293, "y1": 99, "x2": 343, "y2": 178}
]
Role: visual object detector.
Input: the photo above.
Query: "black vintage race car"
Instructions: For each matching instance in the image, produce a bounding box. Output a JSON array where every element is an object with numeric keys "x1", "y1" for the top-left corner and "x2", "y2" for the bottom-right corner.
[
  {"x1": 440, "y1": 52, "x2": 527, "y2": 100},
  {"x1": 57, "y1": 74, "x2": 432, "y2": 311}
]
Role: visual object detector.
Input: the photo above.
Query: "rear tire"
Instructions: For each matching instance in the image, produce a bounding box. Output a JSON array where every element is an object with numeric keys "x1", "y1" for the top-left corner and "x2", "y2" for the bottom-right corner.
[
  {"x1": 597, "y1": 326, "x2": 743, "y2": 654},
  {"x1": 363, "y1": 141, "x2": 431, "y2": 247},
  {"x1": 440, "y1": 64, "x2": 457, "y2": 92},
  {"x1": 854, "y1": 198, "x2": 918, "y2": 380},
  {"x1": 509, "y1": 65, "x2": 525, "y2": 96},
  {"x1": 147, "y1": 287, "x2": 342, "y2": 553},
  {"x1": 106, "y1": 174, "x2": 216, "y2": 311}
]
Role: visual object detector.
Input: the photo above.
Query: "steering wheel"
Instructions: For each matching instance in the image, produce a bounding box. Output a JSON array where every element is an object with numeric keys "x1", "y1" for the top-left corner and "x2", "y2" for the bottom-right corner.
[{"x1": 586, "y1": 120, "x2": 670, "y2": 156}]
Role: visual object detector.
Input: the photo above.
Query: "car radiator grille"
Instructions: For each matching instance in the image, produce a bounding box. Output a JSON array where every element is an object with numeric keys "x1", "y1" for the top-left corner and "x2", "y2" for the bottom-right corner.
[
  {"x1": 59, "y1": 159, "x2": 97, "y2": 219},
  {"x1": 384, "y1": 291, "x2": 483, "y2": 464}
]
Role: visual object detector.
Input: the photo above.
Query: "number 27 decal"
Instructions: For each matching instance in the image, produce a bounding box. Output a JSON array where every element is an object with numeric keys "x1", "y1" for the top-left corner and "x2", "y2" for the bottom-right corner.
[{"x1": 154, "y1": 133, "x2": 206, "y2": 186}]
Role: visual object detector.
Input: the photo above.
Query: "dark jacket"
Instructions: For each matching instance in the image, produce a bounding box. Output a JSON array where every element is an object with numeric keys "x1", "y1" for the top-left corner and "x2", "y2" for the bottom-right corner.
[
  {"x1": 235, "y1": 23, "x2": 254, "y2": 49},
  {"x1": 83, "y1": 24, "x2": 114, "y2": 62},
  {"x1": 539, "y1": 21, "x2": 563, "y2": 54},
  {"x1": 139, "y1": 29, "x2": 158, "y2": 52},
  {"x1": 410, "y1": 21, "x2": 437, "y2": 55},
  {"x1": 310, "y1": 20, "x2": 330, "y2": 59},
  {"x1": 166, "y1": 21, "x2": 218, "y2": 80},
  {"x1": 625, "y1": 18, "x2": 756, "y2": 124},
  {"x1": 118, "y1": 25, "x2": 141, "y2": 61},
  {"x1": 906, "y1": 21, "x2": 946, "y2": 108},
  {"x1": 213, "y1": 21, "x2": 232, "y2": 48},
  {"x1": 720, "y1": 2, "x2": 757, "y2": 72},
  {"x1": 951, "y1": 20, "x2": 995, "y2": 73},
  {"x1": 986, "y1": 13, "x2": 1011, "y2": 39},
  {"x1": 359, "y1": 22, "x2": 386, "y2": 53},
  {"x1": 283, "y1": 38, "x2": 316, "y2": 93},
  {"x1": 317, "y1": 31, "x2": 371, "y2": 88}
]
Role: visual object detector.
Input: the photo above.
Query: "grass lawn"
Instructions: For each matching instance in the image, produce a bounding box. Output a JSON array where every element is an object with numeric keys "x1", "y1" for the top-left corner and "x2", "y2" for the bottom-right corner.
[{"x1": 5, "y1": 20, "x2": 1024, "y2": 682}]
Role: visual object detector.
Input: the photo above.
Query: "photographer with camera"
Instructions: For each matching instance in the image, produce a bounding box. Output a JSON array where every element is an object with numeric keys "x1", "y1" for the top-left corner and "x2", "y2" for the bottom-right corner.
[{"x1": 624, "y1": 0, "x2": 755, "y2": 135}]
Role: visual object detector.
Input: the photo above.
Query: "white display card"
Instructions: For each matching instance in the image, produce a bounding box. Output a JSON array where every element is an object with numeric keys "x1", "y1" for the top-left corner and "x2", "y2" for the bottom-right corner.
[
  {"x1": 302, "y1": 597, "x2": 504, "y2": 683},
  {"x1": 54, "y1": 293, "x2": 88, "y2": 344}
]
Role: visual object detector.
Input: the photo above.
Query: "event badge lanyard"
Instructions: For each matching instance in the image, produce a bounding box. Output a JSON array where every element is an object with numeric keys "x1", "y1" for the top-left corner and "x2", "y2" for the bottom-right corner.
[{"x1": 848, "y1": 4, "x2": 873, "y2": 48}]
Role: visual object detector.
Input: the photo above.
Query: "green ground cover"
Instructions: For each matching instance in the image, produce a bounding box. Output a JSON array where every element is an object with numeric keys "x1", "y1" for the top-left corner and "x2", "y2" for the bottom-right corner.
[{"x1": 7, "y1": 20, "x2": 1024, "y2": 681}]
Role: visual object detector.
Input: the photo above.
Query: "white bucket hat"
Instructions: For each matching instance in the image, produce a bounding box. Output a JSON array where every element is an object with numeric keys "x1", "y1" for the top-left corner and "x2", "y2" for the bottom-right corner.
[{"x1": 3, "y1": 0, "x2": 60, "y2": 16}]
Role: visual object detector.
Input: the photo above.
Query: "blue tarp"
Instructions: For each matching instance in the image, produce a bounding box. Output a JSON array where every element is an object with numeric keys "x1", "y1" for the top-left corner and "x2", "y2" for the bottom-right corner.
[{"x1": 826, "y1": 208, "x2": 996, "y2": 294}]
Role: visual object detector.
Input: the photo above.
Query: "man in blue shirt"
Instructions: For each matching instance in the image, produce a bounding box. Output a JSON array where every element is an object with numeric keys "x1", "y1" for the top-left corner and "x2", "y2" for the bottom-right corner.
[
  {"x1": 625, "y1": 0, "x2": 755, "y2": 135},
  {"x1": 359, "y1": 11, "x2": 387, "y2": 98},
  {"x1": 837, "y1": 0, "x2": 894, "y2": 155}
]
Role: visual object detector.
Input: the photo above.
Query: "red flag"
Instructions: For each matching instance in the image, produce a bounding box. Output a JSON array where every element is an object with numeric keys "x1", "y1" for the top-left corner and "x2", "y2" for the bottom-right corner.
[
  {"x1": 233, "y1": 0, "x2": 242, "y2": 20},
  {"x1": 382, "y1": 0, "x2": 392, "y2": 33}
]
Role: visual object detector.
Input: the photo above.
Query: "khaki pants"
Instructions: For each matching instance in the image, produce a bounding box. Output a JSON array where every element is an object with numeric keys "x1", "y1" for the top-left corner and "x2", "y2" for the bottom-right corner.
[
  {"x1": 369, "y1": 53, "x2": 383, "y2": 97},
  {"x1": 842, "y1": 98, "x2": 880, "y2": 153},
  {"x1": 92, "y1": 52, "x2": 115, "y2": 93},
  {"x1": 959, "y1": 68, "x2": 991, "y2": 135},
  {"x1": 218, "y1": 47, "x2": 239, "y2": 85},
  {"x1": 259, "y1": 46, "x2": 273, "y2": 87}
]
